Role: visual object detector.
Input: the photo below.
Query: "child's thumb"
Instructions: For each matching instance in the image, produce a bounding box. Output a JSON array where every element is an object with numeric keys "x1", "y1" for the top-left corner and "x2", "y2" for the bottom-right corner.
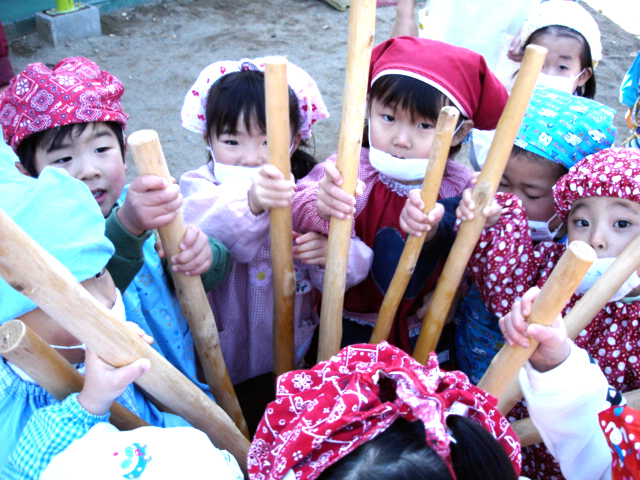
[{"x1": 119, "y1": 358, "x2": 151, "y2": 386}]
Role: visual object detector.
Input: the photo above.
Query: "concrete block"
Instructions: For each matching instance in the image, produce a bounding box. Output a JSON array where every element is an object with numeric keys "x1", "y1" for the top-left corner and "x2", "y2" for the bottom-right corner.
[{"x1": 35, "y1": 4, "x2": 102, "y2": 46}]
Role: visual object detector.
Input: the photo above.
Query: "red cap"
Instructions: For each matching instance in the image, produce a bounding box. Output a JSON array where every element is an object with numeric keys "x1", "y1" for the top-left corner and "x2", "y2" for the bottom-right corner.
[{"x1": 369, "y1": 36, "x2": 508, "y2": 130}]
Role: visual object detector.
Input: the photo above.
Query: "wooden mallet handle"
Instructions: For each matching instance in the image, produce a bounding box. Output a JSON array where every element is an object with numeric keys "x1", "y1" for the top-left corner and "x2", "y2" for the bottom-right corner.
[
  {"x1": 370, "y1": 107, "x2": 460, "y2": 344},
  {"x1": 317, "y1": 0, "x2": 376, "y2": 362},
  {"x1": 477, "y1": 241, "x2": 596, "y2": 402},
  {"x1": 127, "y1": 129, "x2": 248, "y2": 437},
  {"x1": 412, "y1": 44, "x2": 547, "y2": 364},
  {"x1": 0, "y1": 209, "x2": 250, "y2": 472},
  {"x1": 265, "y1": 57, "x2": 295, "y2": 375},
  {"x1": 0, "y1": 319, "x2": 147, "y2": 430}
]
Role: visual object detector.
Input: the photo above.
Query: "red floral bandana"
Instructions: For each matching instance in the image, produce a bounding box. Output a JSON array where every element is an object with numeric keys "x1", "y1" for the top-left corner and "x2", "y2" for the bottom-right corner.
[
  {"x1": 553, "y1": 148, "x2": 640, "y2": 223},
  {"x1": 248, "y1": 343, "x2": 521, "y2": 480},
  {"x1": 599, "y1": 405, "x2": 640, "y2": 480},
  {"x1": 0, "y1": 57, "x2": 128, "y2": 150}
]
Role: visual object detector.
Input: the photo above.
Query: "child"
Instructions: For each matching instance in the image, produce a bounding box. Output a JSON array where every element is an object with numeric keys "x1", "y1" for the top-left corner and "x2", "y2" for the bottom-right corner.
[
  {"x1": 179, "y1": 58, "x2": 373, "y2": 384},
  {"x1": 247, "y1": 342, "x2": 521, "y2": 480},
  {"x1": 463, "y1": 148, "x2": 640, "y2": 478},
  {"x1": 446, "y1": 86, "x2": 616, "y2": 383},
  {"x1": 0, "y1": 57, "x2": 231, "y2": 398},
  {"x1": 504, "y1": 286, "x2": 640, "y2": 479},
  {"x1": 0, "y1": 160, "x2": 190, "y2": 470},
  {"x1": 620, "y1": 51, "x2": 640, "y2": 149},
  {"x1": 292, "y1": 36, "x2": 508, "y2": 352}
]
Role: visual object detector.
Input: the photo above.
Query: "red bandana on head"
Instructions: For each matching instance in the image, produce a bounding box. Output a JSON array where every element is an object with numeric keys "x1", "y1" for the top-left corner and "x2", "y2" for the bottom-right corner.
[
  {"x1": 368, "y1": 36, "x2": 508, "y2": 131},
  {"x1": 599, "y1": 405, "x2": 640, "y2": 480},
  {"x1": 248, "y1": 343, "x2": 521, "y2": 480},
  {"x1": 553, "y1": 148, "x2": 640, "y2": 223},
  {"x1": 0, "y1": 57, "x2": 128, "y2": 150}
]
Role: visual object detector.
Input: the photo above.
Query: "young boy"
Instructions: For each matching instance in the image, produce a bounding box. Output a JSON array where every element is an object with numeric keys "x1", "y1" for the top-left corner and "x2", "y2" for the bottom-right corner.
[{"x1": 0, "y1": 57, "x2": 231, "y2": 396}]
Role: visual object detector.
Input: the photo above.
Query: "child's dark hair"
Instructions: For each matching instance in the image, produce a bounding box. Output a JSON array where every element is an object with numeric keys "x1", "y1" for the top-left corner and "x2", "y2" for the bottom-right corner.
[
  {"x1": 524, "y1": 25, "x2": 596, "y2": 99},
  {"x1": 16, "y1": 122, "x2": 126, "y2": 178},
  {"x1": 318, "y1": 416, "x2": 517, "y2": 480},
  {"x1": 364, "y1": 75, "x2": 468, "y2": 156},
  {"x1": 511, "y1": 145, "x2": 569, "y2": 179},
  {"x1": 205, "y1": 70, "x2": 316, "y2": 180}
]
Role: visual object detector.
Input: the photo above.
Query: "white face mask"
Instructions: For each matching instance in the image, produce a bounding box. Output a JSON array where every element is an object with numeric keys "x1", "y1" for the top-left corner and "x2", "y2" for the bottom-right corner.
[
  {"x1": 213, "y1": 162, "x2": 261, "y2": 184},
  {"x1": 528, "y1": 215, "x2": 561, "y2": 242},
  {"x1": 535, "y1": 71, "x2": 583, "y2": 94},
  {"x1": 575, "y1": 257, "x2": 640, "y2": 302},
  {"x1": 369, "y1": 145, "x2": 430, "y2": 183}
]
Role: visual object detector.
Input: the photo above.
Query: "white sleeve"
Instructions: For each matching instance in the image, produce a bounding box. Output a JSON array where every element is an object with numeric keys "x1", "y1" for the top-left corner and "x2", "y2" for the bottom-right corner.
[{"x1": 519, "y1": 342, "x2": 612, "y2": 480}]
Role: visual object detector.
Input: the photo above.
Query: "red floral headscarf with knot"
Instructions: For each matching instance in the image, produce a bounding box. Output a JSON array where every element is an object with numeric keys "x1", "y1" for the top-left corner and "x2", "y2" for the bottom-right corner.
[
  {"x1": 553, "y1": 148, "x2": 640, "y2": 223},
  {"x1": 0, "y1": 57, "x2": 128, "y2": 150},
  {"x1": 248, "y1": 343, "x2": 521, "y2": 480}
]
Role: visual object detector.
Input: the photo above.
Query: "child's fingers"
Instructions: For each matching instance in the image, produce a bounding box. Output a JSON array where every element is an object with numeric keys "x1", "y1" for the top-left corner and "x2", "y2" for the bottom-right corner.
[
  {"x1": 354, "y1": 179, "x2": 365, "y2": 197},
  {"x1": 116, "y1": 358, "x2": 151, "y2": 386},
  {"x1": 259, "y1": 164, "x2": 286, "y2": 180},
  {"x1": 481, "y1": 201, "x2": 501, "y2": 219},
  {"x1": 129, "y1": 174, "x2": 170, "y2": 192},
  {"x1": 324, "y1": 163, "x2": 344, "y2": 186},
  {"x1": 125, "y1": 321, "x2": 154, "y2": 345},
  {"x1": 499, "y1": 304, "x2": 530, "y2": 348},
  {"x1": 520, "y1": 287, "x2": 540, "y2": 318},
  {"x1": 178, "y1": 224, "x2": 199, "y2": 250},
  {"x1": 408, "y1": 189, "x2": 425, "y2": 211}
]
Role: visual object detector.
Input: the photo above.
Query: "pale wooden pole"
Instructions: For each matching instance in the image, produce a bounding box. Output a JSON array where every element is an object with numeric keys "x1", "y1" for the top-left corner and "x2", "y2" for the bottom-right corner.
[
  {"x1": 127, "y1": 130, "x2": 248, "y2": 438},
  {"x1": 477, "y1": 241, "x2": 596, "y2": 400},
  {"x1": 317, "y1": 0, "x2": 376, "y2": 362},
  {"x1": 0, "y1": 319, "x2": 147, "y2": 431},
  {"x1": 265, "y1": 57, "x2": 295, "y2": 375},
  {"x1": 412, "y1": 45, "x2": 547, "y2": 364},
  {"x1": 0, "y1": 210, "x2": 250, "y2": 473},
  {"x1": 370, "y1": 106, "x2": 459, "y2": 344}
]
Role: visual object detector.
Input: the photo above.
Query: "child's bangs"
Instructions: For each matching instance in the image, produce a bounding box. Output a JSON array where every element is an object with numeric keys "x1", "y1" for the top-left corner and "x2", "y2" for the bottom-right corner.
[
  {"x1": 206, "y1": 71, "x2": 267, "y2": 139},
  {"x1": 369, "y1": 75, "x2": 449, "y2": 123}
]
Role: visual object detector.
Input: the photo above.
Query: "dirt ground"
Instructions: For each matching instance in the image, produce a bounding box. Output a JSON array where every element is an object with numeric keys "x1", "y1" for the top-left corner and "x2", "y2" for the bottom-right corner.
[{"x1": 7, "y1": 0, "x2": 640, "y2": 180}]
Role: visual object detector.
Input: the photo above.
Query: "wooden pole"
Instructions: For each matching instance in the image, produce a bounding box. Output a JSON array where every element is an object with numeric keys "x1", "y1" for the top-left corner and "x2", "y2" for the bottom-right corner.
[
  {"x1": 0, "y1": 319, "x2": 147, "y2": 431},
  {"x1": 317, "y1": 0, "x2": 376, "y2": 362},
  {"x1": 477, "y1": 241, "x2": 596, "y2": 401},
  {"x1": 370, "y1": 107, "x2": 459, "y2": 344},
  {"x1": 511, "y1": 388, "x2": 640, "y2": 447},
  {"x1": 127, "y1": 130, "x2": 248, "y2": 438},
  {"x1": 265, "y1": 57, "x2": 295, "y2": 375},
  {"x1": 0, "y1": 210, "x2": 250, "y2": 473},
  {"x1": 496, "y1": 234, "x2": 640, "y2": 414},
  {"x1": 412, "y1": 44, "x2": 547, "y2": 364}
]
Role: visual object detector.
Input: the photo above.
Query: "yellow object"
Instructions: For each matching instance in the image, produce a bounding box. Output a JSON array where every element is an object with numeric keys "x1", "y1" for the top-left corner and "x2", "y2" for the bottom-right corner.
[{"x1": 56, "y1": 0, "x2": 75, "y2": 13}]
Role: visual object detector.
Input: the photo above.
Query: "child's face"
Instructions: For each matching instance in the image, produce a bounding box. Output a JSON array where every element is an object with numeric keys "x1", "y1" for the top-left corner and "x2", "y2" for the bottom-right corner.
[
  {"x1": 19, "y1": 268, "x2": 117, "y2": 364},
  {"x1": 568, "y1": 197, "x2": 640, "y2": 258},
  {"x1": 499, "y1": 154, "x2": 560, "y2": 222},
  {"x1": 532, "y1": 32, "x2": 591, "y2": 92},
  {"x1": 208, "y1": 114, "x2": 269, "y2": 167},
  {"x1": 369, "y1": 97, "x2": 436, "y2": 167},
  {"x1": 32, "y1": 123, "x2": 126, "y2": 217}
]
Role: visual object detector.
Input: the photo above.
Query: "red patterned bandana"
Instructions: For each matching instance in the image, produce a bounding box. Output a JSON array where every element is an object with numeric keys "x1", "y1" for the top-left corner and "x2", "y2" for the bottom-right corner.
[
  {"x1": 553, "y1": 148, "x2": 640, "y2": 222},
  {"x1": 0, "y1": 57, "x2": 128, "y2": 150},
  {"x1": 599, "y1": 405, "x2": 640, "y2": 480},
  {"x1": 248, "y1": 343, "x2": 521, "y2": 480}
]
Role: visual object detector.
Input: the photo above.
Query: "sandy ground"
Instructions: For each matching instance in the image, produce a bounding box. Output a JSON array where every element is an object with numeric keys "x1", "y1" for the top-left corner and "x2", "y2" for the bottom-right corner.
[{"x1": 7, "y1": 0, "x2": 640, "y2": 180}]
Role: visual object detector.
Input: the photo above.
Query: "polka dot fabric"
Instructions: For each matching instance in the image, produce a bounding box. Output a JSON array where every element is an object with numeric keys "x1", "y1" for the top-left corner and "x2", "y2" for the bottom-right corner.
[
  {"x1": 248, "y1": 343, "x2": 521, "y2": 480},
  {"x1": 599, "y1": 405, "x2": 640, "y2": 479},
  {"x1": 553, "y1": 148, "x2": 640, "y2": 223}
]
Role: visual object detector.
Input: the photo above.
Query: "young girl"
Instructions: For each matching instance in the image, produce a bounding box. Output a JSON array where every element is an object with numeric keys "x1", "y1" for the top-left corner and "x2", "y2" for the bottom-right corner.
[
  {"x1": 0, "y1": 57, "x2": 230, "y2": 400},
  {"x1": 446, "y1": 86, "x2": 616, "y2": 383},
  {"x1": 464, "y1": 148, "x2": 640, "y2": 478},
  {"x1": 179, "y1": 58, "x2": 373, "y2": 385},
  {"x1": 0, "y1": 160, "x2": 189, "y2": 470},
  {"x1": 292, "y1": 36, "x2": 508, "y2": 352},
  {"x1": 247, "y1": 342, "x2": 521, "y2": 480}
]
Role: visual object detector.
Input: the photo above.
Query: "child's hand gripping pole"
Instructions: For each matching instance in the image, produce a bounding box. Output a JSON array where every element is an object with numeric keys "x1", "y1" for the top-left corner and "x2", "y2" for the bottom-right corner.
[
  {"x1": 496, "y1": 233, "x2": 640, "y2": 415},
  {"x1": 265, "y1": 57, "x2": 295, "y2": 375},
  {"x1": 127, "y1": 130, "x2": 248, "y2": 438},
  {"x1": 317, "y1": 0, "x2": 376, "y2": 362},
  {"x1": 412, "y1": 44, "x2": 547, "y2": 364},
  {"x1": 476, "y1": 241, "x2": 596, "y2": 407},
  {"x1": 0, "y1": 210, "x2": 250, "y2": 473},
  {"x1": 370, "y1": 107, "x2": 459, "y2": 344},
  {"x1": 0, "y1": 319, "x2": 147, "y2": 431}
]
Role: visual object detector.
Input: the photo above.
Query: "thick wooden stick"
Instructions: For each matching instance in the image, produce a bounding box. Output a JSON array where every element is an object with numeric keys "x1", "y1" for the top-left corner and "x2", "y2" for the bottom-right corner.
[
  {"x1": 512, "y1": 388, "x2": 640, "y2": 447},
  {"x1": 127, "y1": 130, "x2": 248, "y2": 438},
  {"x1": 496, "y1": 234, "x2": 640, "y2": 414},
  {"x1": 317, "y1": 0, "x2": 376, "y2": 362},
  {"x1": 0, "y1": 320, "x2": 147, "y2": 431},
  {"x1": 477, "y1": 241, "x2": 596, "y2": 401},
  {"x1": 412, "y1": 45, "x2": 547, "y2": 364},
  {"x1": 370, "y1": 107, "x2": 459, "y2": 344},
  {"x1": 0, "y1": 209, "x2": 250, "y2": 472},
  {"x1": 265, "y1": 57, "x2": 295, "y2": 375}
]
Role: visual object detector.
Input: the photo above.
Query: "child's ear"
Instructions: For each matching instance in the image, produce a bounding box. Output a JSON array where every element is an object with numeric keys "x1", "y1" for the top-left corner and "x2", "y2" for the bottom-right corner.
[
  {"x1": 576, "y1": 67, "x2": 593, "y2": 88},
  {"x1": 292, "y1": 131, "x2": 302, "y2": 152},
  {"x1": 451, "y1": 119, "x2": 474, "y2": 146},
  {"x1": 14, "y1": 162, "x2": 31, "y2": 177}
]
